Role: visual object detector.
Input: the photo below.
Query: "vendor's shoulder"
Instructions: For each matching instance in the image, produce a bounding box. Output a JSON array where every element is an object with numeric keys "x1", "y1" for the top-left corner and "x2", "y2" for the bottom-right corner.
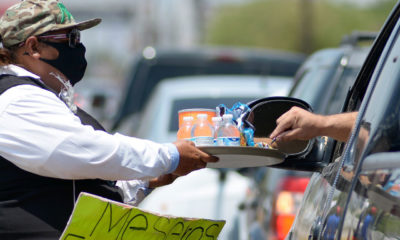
[{"x1": 0, "y1": 75, "x2": 44, "y2": 94}]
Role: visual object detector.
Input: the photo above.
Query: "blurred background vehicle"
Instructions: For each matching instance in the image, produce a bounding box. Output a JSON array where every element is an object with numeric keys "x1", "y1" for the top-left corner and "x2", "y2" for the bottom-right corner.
[
  {"x1": 135, "y1": 74, "x2": 293, "y2": 240},
  {"x1": 134, "y1": 75, "x2": 293, "y2": 141},
  {"x1": 289, "y1": 31, "x2": 376, "y2": 115},
  {"x1": 73, "y1": 78, "x2": 121, "y2": 130},
  {"x1": 241, "y1": 31, "x2": 376, "y2": 240},
  {"x1": 112, "y1": 47, "x2": 305, "y2": 133}
]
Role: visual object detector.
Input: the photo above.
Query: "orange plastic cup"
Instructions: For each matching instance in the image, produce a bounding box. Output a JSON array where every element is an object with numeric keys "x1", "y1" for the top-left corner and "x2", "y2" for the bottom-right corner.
[{"x1": 178, "y1": 108, "x2": 216, "y2": 127}]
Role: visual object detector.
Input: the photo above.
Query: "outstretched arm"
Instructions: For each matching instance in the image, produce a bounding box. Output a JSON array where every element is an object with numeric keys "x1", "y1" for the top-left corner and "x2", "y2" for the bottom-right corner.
[{"x1": 269, "y1": 107, "x2": 357, "y2": 143}]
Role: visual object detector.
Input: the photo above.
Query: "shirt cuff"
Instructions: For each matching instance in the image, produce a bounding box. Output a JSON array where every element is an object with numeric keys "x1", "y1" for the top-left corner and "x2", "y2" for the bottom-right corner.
[
  {"x1": 165, "y1": 143, "x2": 180, "y2": 174},
  {"x1": 116, "y1": 180, "x2": 154, "y2": 206}
]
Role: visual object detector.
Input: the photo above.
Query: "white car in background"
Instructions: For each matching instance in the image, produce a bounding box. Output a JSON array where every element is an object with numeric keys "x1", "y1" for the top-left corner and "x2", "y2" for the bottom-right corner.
[
  {"x1": 134, "y1": 75, "x2": 292, "y2": 141},
  {"x1": 134, "y1": 75, "x2": 293, "y2": 240}
]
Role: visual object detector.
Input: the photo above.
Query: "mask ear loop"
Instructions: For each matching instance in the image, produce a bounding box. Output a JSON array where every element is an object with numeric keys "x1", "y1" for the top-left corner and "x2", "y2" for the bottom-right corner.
[
  {"x1": 49, "y1": 72, "x2": 77, "y2": 113},
  {"x1": 49, "y1": 71, "x2": 78, "y2": 205}
]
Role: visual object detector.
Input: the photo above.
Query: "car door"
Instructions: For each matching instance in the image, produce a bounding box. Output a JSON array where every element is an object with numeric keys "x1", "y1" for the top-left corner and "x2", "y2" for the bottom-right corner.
[{"x1": 336, "y1": 7, "x2": 400, "y2": 239}]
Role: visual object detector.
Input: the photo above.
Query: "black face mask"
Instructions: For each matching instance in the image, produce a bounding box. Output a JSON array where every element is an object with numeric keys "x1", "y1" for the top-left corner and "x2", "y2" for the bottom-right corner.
[{"x1": 40, "y1": 42, "x2": 87, "y2": 86}]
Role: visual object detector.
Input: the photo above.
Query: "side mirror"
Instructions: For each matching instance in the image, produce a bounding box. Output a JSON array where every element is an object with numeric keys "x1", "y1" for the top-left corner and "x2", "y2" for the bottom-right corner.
[
  {"x1": 203, "y1": 97, "x2": 330, "y2": 172},
  {"x1": 245, "y1": 97, "x2": 329, "y2": 172},
  {"x1": 246, "y1": 96, "x2": 312, "y2": 154}
]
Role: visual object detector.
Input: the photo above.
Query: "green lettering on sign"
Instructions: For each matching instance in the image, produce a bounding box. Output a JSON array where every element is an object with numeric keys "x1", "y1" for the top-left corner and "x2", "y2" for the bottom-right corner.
[
  {"x1": 57, "y1": 3, "x2": 74, "y2": 23},
  {"x1": 60, "y1": 193, "x2": 226, "y2": 240}
]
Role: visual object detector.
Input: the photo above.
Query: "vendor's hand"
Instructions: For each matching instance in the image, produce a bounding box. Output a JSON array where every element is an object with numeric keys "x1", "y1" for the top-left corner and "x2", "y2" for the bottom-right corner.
[
  {"x1": 269, "y1": 106, "x2": 324, "y2": 142},
  {"x1": 148, "y1": 174, "x2": 179, "y2": 188},
  {"x1": 172, "y1": 140, "x2": 219, "y2": 176}
]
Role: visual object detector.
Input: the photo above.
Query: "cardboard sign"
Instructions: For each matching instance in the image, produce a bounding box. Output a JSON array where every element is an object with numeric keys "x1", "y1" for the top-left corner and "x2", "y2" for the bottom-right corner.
[{"x1": 60, "y1": 193, "x2": 225, "y2": 240}]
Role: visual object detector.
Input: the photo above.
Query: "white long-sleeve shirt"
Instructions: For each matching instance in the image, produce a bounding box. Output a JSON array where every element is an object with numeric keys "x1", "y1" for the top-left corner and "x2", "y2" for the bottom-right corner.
[{"x1": 0, "y1": 64, "x2": 180, "y2": 204}]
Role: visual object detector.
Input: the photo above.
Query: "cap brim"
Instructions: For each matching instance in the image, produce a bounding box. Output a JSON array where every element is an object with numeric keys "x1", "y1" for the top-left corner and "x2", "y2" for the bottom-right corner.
[
  {"x1": 75, "y1": 18, "x2": 102, "y2": 31},
  {"x1": 49, "y1": 18, "x2": 102, "y2": 33}
]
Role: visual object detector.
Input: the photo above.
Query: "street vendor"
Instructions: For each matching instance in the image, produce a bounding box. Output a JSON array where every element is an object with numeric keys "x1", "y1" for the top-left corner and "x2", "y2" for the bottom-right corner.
[{"x1": 0, "y1": 0, "x2": 217, "y2": 238}]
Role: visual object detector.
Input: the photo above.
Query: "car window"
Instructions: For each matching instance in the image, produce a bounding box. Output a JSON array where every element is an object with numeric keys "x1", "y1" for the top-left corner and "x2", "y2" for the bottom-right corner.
[
  {"x1": 169, "y1": 97, "x2": 258, "y2": 132},
  {"x1": 352, "y1": 28, "x2": 400, "y2": 163}
]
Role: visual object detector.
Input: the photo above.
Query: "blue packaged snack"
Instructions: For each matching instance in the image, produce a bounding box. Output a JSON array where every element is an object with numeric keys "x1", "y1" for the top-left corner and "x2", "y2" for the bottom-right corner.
[
  {"x1": 243, "y1": 128, "x2": 255, "y2": 147},
  {"x1": 216, "y1": 104, "x2": 230, "y2": 117},
  {"x1": 230, "y1": 102, "x2": 251, "y2": 131}
]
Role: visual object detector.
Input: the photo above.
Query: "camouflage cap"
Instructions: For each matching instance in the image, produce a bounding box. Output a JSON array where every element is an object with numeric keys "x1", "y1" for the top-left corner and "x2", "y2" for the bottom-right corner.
[{"x1": 0, "y1": 0, "x2": 101, "y2": 48}]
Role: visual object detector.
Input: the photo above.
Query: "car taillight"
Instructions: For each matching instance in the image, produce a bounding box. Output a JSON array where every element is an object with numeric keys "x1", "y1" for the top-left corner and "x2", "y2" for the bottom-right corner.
[
  {"x1": 275, "y1": 191, "x2": 304, "y2": 240},
  {"x1": 73, "y1": 93, "x2": 85, "y2": 108},
  {"x1": 271, "y1": 176, "x2": 310, "y2": 240},
  {"x1": 276, "y1": 191, "x2": 301, "y2": 215}
]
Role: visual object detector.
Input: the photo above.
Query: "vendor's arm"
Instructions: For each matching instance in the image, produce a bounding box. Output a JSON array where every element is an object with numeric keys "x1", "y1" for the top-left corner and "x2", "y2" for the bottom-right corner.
[
  {"x1": 269, "y1": 106, "x2": 357, "y2": 143},
  {"x1": 0, "y1": 84, "x2": 216, "y2": 180}
]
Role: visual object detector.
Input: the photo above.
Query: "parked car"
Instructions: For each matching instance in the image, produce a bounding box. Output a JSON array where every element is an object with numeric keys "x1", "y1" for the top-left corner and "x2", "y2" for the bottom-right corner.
[
  {"x1": 241, "y1": 31, "x2": 375, "y2": 240},
  {"x1": 243, "y1": 1, "x2": 400, "y2": 240},
  {"x1": 134, "y1": 75, "x2": 292, "y2": 141},
  {"x1": 111, "y1": 46, "x2": 305, "y2": 132},
  {"x1": 135, "y1": 74, "x2": 293, "y2": 240}
]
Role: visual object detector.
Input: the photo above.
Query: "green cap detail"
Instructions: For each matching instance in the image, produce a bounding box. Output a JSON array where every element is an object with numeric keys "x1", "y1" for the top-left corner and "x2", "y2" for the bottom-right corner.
[
  {"x1": 57, "y1": 3, "x2": 74, "y2": 24},
  {"x1": 0, "y1": 0, "x2": 101, "y2": 48}
]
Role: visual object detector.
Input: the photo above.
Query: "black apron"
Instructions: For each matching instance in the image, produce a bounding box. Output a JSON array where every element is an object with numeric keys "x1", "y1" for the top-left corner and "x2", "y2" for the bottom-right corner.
[{"x1": 0, "y1": 75, "x2": 124, "y2": 239}]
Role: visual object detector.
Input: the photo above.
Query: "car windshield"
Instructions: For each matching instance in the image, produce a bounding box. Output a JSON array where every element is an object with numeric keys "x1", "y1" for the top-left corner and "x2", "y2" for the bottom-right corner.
[
  {"x1": 136, "y1": 63, "x2": 258, "y2": 114},
  {"x1": 325, "y1": 67, "x2": 361, "y2": 114},
  {"x1": 126, "y1": 61, "x2": 298, "y2": 115},
  {"x1": 290, "y1": 55, "x2": 365, "y2": 114},
  {"x1": 169, "y1": 97, "x2": 257, "y2": 132},
  {"x1": 112, "y1": 49, "x2": 305, "y2": 130},
  {"x1": 290, "y1": 67, "x2": 336, "y2": 112}
]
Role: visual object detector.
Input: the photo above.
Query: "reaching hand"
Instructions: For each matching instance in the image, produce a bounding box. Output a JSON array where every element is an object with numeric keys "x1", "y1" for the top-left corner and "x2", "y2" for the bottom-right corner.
[
  {"x1": 269, "y1": 106, "x2": 325, "y2": 142},
  {"x1": 269, "y1": 107, "x2": 357, "y2": 143},
  {"x1": 172, "y1": 140, "x2": 219, "y2": 176}
]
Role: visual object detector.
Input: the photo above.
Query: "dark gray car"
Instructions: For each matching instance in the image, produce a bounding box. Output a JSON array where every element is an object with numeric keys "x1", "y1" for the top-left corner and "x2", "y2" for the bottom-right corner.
[
  {"x1": 245, "y1": 1, "x2": 400, "y2": 239},
  {"x1": 242, "y1": 32, "x2": 374, "y2": 240}
]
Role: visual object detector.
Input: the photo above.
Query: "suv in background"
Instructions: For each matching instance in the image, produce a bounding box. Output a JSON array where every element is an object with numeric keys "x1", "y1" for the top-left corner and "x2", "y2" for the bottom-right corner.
[
  {"x1": 111, "y1": 47, "x2": 305, "y2": 132},
  {"x1": 243, "y1": 31, "x2": 375, "y2": 240},
  {"x1": 290, "y1": 31, "x2": 376, "y2": 115}
]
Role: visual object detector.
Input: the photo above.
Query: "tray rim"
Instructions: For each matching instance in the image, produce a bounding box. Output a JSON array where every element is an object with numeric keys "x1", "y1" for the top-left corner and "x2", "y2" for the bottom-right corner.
[
  {"x1": 199, "y1": 146, "x2": 286, "y2": 168},
  {"x1": 199, "y1": 146, "x2": 286, "y2": 158}
]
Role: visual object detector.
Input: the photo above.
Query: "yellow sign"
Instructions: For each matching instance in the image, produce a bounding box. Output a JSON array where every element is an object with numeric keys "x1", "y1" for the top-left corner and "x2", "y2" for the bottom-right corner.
[{"x1": 60, "y1": 192, "x2": 225, "y2": 240}]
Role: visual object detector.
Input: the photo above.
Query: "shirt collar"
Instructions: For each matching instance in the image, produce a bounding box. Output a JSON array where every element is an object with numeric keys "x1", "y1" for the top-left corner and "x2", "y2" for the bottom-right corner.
[{"x1": 0, "y1": 64, "x2": 41, "y2": 79}]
